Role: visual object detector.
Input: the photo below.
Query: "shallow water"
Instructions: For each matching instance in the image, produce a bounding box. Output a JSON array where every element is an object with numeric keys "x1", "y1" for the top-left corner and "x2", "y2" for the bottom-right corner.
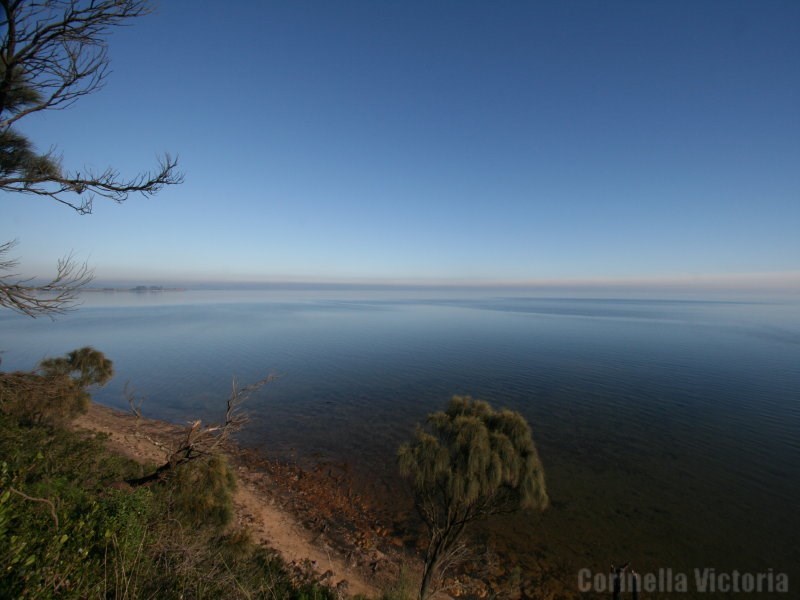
[{"x1": 2, "y1": 290, "x2": 799, "y2": 596}]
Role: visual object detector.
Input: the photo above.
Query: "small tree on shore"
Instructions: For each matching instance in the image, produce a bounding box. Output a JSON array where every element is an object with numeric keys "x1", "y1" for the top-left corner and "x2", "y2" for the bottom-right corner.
[
  {"x1": 398, "y1": 396, "x2": 548, "y2": 600},
  {"x1": 0, "y1": 346, "x2": 112, "y2": 425},
  {"x1": 39, "y1": 346, "x2": 114, "y2": 387}
]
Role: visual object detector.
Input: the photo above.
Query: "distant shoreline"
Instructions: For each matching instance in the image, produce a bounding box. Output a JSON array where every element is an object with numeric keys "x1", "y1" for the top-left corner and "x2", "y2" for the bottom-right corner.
[{"x1": 81, "y1": 286, "x2": 187, "y2": 293}]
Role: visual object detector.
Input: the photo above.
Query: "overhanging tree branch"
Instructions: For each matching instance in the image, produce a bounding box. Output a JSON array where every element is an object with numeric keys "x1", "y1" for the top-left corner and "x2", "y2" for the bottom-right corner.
[
  {"x1": 0, "y1": 0, "x2": 153, "y2": 129},
  {"x1": 0, "y1": 239, "x2": 93, "y2": 317},
  {"x1": 0, "y1": 152, "x2": 182, "y2": 214},
  {"x1": 0, "y1": 0, "x2": 182, "y2": 317}
]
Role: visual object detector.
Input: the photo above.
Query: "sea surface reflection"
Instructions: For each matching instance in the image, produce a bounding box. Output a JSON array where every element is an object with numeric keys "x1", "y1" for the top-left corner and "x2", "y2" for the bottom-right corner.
[{"x1": 2, "y1": 290, "x2": 798, "y2": 596}]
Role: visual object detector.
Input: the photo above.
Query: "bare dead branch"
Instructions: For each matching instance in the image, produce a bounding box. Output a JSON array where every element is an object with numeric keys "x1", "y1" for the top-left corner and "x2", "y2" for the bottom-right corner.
[
  {"x1": 0, "y1": 239, "x2": 93, "y2": 317},
  {"x1": 125, "y1": 374, "x2": 277, "y2": 487},
  {"x1": 124, "y1": 381, "x2": 143, "y2": 421},
  {"x1": 123, "y1": 381, "x2": 175, "y2": 461},
  {"x1": 7, "y1": 485, "x2": 59, "y2": 529}
]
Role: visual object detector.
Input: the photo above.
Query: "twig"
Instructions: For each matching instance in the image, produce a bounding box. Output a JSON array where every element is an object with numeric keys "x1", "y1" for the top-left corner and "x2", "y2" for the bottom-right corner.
[{"x1": 7, "y1": 486, "x2": 59, "y2": 528}]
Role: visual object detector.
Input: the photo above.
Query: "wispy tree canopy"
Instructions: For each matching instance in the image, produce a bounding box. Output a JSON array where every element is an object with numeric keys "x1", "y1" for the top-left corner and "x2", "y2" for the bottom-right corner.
[{"x1": 399, "y1": 396, "x2": 548, "y2": 599}]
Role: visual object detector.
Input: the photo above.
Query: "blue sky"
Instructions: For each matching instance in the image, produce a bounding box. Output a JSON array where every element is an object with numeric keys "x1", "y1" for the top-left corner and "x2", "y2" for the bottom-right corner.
[{"x1": 3, "y1": 1, "x2": 799, "y2": 292}]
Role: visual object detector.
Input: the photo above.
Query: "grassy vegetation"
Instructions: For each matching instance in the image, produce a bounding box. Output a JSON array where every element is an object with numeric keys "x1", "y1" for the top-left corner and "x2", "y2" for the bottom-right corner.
[{"x1": 0, "y1": 356, "x2": 339, "y2": 599}]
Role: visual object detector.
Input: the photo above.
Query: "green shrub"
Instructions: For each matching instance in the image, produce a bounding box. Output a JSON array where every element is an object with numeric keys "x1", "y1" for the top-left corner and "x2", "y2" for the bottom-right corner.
[
  {"x1": 380, "y1": 567, "x2": 416, "y2": 600},
  {"x1": 0, "y1": 412, "x2": 332, "y2": 599},
  {"x1": 0, "y1": 411, "x2": 150, "y2": 598},
  {"x1": 161, "y1": 454, "x2": 237, "y2": 529},
  {"x1": 0, "y1": 352, "x2": 339, "y2": 599},
  {"x1": 0, "y1": 371, "x2": 90, "y2": 427},
  {"x1": 0, "y1": 347, "x2": 113, "y2": 427}
]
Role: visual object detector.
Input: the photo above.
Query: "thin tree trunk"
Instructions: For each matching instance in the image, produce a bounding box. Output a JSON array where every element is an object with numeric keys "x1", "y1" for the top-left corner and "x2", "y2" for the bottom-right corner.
[
  {"x1": 419, "y1": 549, "x2": 439, "y2": 600},
  {"x1": 419, "y1": 533, "x2": 445, "y2": 600}
]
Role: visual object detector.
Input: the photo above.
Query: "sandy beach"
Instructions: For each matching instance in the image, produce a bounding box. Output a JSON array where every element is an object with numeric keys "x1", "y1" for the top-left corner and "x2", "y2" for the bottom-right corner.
[{"x1": 71, "y1": 402, "x2": 418, "y2": 599}]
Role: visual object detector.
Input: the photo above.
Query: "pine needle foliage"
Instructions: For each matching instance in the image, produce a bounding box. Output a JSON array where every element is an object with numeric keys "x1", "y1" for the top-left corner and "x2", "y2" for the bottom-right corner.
[
  {"x1": 398, "y1": 396, "x2": 548, "y2": 600},
  {"x1": 0, "y1": 1, "x2": 183, "y2": 317},
  {"x1": 39, "y1": 346, "x2": 114, "y2": 388}
]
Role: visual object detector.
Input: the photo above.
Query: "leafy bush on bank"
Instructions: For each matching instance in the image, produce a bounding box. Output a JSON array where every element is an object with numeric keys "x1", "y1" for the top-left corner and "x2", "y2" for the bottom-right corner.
[{"x1": 0, "y1": 359, "x2": 337, "y2": 600}]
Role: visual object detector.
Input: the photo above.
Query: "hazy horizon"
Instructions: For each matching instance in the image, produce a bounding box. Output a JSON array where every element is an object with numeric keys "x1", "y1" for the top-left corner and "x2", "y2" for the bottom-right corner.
[{"x1": 67, "y1": 271, "x2": 800, "y2": 304}]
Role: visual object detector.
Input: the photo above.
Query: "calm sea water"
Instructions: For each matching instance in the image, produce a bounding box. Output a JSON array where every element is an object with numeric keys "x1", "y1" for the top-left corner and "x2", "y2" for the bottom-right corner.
[{"x1": 2, "y1": 290, "x2": 799, "y2": 595}]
